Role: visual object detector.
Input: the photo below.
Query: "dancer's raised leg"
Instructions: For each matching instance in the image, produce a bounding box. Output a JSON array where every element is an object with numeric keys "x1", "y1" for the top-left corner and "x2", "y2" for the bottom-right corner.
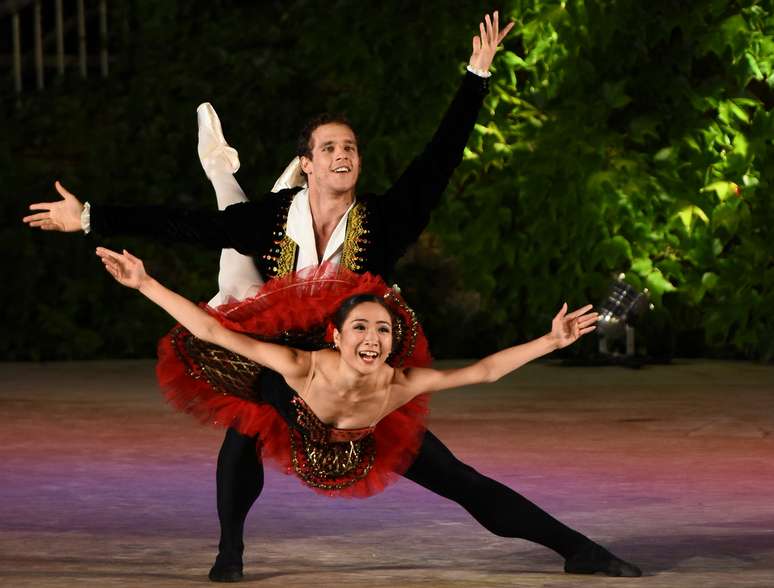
[{"x1": 197, "y1": 102, "x2": 263, "y2": 306}]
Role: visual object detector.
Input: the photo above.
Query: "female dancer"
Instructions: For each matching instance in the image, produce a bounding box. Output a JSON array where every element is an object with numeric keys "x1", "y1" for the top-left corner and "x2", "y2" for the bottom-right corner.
[{"x1": 96, "y1": 246, "x2": 642, "y2": 578}]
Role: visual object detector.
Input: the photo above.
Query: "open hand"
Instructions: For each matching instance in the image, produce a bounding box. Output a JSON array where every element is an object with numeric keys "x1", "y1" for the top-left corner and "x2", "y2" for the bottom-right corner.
[
  {"x1": 548, "y1": 303, "x2": 598, "y2": 349},
  {"x1": 23, "y1": 181, "x2": 85, "y2": 232},
  {"x1": 96, "y1": 247, "x2": 149, "y2": 290},
  {"x1": 469, "y1": 11, "x2": 516, "y2": 74}
]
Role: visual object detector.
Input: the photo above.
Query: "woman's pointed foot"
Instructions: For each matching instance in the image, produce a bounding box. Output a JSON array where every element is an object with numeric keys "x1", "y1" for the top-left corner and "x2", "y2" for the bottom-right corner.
[
  {"x1": 564, "y1": 542, "x2": 642, "y2": 577},
  {"x1": 197, "y1": 102, "x2": 240, "y2": 179}
]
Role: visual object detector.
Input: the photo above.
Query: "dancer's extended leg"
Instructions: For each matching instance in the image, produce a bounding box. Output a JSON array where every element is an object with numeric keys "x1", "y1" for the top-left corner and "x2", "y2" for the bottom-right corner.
[{"x1": 403, "y1": 430, "x2": 641, "y2": 577}]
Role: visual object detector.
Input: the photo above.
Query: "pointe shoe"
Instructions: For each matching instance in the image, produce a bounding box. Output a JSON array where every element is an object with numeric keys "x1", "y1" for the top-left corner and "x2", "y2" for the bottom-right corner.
[
  {"x1": 197, "y1": 102, "x2": 240, "y2": 179},
  {"x1": 564, "y1": 542, "x2": 642, "y2": 577}
]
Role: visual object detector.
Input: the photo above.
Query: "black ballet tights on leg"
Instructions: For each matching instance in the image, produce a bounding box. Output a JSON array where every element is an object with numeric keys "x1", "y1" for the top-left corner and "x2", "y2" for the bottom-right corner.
[
  {"x1": 210, "y1": 427, "x2": 263, "y2": 582},
  {"x1": 209, "y1": 426, "x2": 641, "y2": 580},
  {"x1": 403, "y1": 430, "x2": 588, "y2": 558},
  {"x1": 403, "y1": 430, "x2": 641, "y2": 577}
]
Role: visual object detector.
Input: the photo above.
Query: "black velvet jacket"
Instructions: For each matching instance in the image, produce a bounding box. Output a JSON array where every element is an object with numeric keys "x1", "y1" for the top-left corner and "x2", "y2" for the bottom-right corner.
[{"x1": 90, "y1": 72, "x2": 488, "y2": 280}]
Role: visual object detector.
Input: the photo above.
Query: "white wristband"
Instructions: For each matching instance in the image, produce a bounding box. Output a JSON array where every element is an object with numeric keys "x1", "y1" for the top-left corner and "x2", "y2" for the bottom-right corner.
[
  {"x1": 466, "y1": 64, "x2": 492, "y2": 78},
  {"x1": 81, "y1": 201, "x2": 91, "y2": 234}
]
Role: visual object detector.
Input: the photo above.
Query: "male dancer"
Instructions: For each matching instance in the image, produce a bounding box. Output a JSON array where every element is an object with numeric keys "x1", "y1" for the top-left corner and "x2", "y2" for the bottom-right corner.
[{"x1": 24, "y1": 13, "x2": 641, "y2": 581}]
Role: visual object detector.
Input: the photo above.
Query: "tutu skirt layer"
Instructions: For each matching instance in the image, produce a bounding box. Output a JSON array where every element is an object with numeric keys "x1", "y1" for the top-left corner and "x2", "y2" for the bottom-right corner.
[{"x1": 156, "y1": 265, "x2": 431, "y2": 497}]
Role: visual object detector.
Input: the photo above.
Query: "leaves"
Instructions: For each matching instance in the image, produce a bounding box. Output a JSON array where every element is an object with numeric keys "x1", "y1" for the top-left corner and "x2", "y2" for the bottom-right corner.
[
  {"x1": 428, "y1": 0, "x2": 774, "y2": 359},
  {"x1": 4, "y1": 0, "x2": 774, "y2": 360}
]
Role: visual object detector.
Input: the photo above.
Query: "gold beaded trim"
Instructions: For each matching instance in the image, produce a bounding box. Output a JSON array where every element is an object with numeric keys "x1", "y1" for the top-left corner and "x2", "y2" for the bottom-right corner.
[
  {"x1": 289, "y1": 394, "x2": 376, "y2": 490},
  {"x1": 274, "y1": 235, "x2": 297, "y2": 277},
  {"x1": 289, "y1": 430, "x2": 376, "y2": 490},
  {"x1": 262, "y1": 192, "x2": 298, "y2": 278},
  {"x1": 171, "y1": 326, "x2": 263, "y2": 400},
  {"x1": 340, "y1": 201, "x2": 369, "y2": 272},
  {"x1": 383, "y1": 288, "x2": 420, "y2": 367}
]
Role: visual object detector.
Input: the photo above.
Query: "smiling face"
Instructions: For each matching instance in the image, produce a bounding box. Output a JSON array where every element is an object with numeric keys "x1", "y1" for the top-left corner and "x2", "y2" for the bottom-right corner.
[
  {"x1": 300, "y1": 123, "x2": 361, "y2": 196},
  {"x1": 333, "y1": 301, "x2": 393, "y2": 373}
]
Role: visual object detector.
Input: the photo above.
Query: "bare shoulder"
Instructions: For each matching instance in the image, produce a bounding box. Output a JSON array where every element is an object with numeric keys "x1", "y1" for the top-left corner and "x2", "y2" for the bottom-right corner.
[
  {"x1": 388, "y1": 366, "x2": 429, "y2": 402},
  {"x1": 302, "y1": 348, "x2": 328, "y2": 376},
  {"x1": 399, "y1": 366, "x2": 436, "y2": 386},
  {"x1": 390, "y1": 365, "x2": 409, "y2": 383}
]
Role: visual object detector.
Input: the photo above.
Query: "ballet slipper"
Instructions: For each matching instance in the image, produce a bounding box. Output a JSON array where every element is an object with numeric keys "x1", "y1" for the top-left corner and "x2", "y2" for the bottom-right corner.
[{"x1": 197, "y1": 102, "x2": 240, "y2": 179}]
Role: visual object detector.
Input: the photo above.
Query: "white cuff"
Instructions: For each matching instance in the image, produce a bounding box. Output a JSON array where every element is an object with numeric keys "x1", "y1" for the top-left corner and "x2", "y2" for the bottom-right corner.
[
  {"x1": 466, "y1": 64, "x2": 492, "y2": 78},
  {"x1": 81, "y1": 202, "x2": 91, "y2": 234}
]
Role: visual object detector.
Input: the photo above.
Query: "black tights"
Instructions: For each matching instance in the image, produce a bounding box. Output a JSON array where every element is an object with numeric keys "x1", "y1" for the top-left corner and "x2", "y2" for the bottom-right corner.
[
  {"x1": 215, "y1": 428, "x2": 263, "y2": 564},
  {"x1": 215, "y1": 427, "x2": 588, "y2": 564},
  {"x1": 403, "y1": 429, "x2": 587, "y2": 558}
]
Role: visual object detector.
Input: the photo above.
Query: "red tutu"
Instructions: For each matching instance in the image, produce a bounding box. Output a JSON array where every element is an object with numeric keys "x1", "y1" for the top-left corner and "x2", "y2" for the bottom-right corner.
[{"x1": 156, "y1": 264, "x2": 431, "y2": 498}]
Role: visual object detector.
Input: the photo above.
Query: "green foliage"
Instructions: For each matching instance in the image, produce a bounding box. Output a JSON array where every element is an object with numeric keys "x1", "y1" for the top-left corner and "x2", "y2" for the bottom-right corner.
[
  {"x1": 431, "y1": 0, "x2": 774, "y2": 359},
  {"x1": 3, "y1": 0, "x2": 773, "y2": 360}
]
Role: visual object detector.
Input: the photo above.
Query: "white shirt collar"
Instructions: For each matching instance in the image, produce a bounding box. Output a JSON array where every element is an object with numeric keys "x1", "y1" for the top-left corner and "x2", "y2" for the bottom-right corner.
[{"x1": 286, "y1": 188, "x2": 355, "y2": 271}]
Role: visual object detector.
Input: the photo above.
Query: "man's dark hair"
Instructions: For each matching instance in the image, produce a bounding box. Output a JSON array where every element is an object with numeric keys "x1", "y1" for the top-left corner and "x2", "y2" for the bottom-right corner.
[{"x1": 296, "y1": 113, "x2": 358, "y2": 160}]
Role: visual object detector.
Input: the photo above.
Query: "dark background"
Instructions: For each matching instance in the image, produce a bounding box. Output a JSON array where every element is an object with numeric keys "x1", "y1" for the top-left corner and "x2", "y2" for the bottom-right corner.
[{"x1": 2, "y1": 0, "x2": 773, "y2": 361}]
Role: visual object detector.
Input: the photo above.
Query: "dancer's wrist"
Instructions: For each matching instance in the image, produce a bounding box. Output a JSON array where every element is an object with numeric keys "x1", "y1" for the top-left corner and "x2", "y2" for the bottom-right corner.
[
  {"x1": 542, "y1": 333, "x2": 561, "y2": 352},
  {"x1": 466, "y1": 64, "x2": 492, "y2": 78},
  {"x1": 137, "y1": 275, "x2": 156, "y2": 293},
  {"x1": 80, "y1": 202, "x2": 90, "y2": 233}
]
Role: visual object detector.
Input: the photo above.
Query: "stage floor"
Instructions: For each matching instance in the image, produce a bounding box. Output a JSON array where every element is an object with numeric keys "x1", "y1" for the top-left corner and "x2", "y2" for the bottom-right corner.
[{"x1": 1, "y1": 359, "x2": 773, "y2": 587}]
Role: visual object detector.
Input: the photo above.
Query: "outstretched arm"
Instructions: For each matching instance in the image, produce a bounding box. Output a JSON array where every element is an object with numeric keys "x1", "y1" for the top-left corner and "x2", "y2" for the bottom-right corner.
[
  {"x1": 23, "y1": 181, "x2": 274, "y2": 255},
  {"x1": 404, "y1": 304, "x2": 598, "y2": 395},
  {"x1": 96, "y1": 247, "x2": 310, "y2": 378},
  {"x1": 379, "y1": 12, "x2": 515, "y2": 270}
]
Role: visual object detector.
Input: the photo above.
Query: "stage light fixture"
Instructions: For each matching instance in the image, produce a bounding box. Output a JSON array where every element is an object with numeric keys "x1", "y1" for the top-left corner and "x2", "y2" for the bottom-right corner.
[{"x1": 597, "y1": 273, "x2": 654, "y2": 357}]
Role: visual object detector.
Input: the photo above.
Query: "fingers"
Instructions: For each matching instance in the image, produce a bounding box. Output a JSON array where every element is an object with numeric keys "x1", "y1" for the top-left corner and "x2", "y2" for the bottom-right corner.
[
  {"x1": 472, "y1": 35, "x2": 481, "y2": 54},
  {"x1": 24, "y1": 216, "x2": 62, "y2": 230},
  {"x1": 485, "y1": 13, "x2": 493, "y2": 44},
  {"x1": 95, "y1": 246, "x2": 123, "y2": 264},
  {"x1": 96, "y1": 246, "x2": 138, "y2": 286},
  {"x1": 122, "y1": 249, "x2": 141, "y2": 263},
  {"x1": 99, "y1": 252, "x2": 120, "y2": 274},
  {"x1": 23, "y1": 211, "x2": 51, "y2": 223},
  {"x1": 497, "y1": 21, "x2": 515, "y2": 44},
  {"x1": 565, "y1": 304, "x2": 595, "y2": 320},
  {"x1": 54, "y1": 180, "x2": 73, "y2": 200},
  {"x1": 101, "y1": 256, "x2": 119, "y2": 272},
  {"x1": 96, "y1": 246, "x2": 120, "y2": 257},
  {"x1": 579, "y1": 325, "x2": 597, "y2": 336},
  {"x1": 554, "y1": 302, "x2": 568, "y2": 320},
  {"x1": 575, "y1": 312, "x2": 599, "y2": 325},
  {"x1": 101, "y1": 255, "x2": 124, "y2": 280},
  {"x1": 25, "y1": 180, "x2": 77, "y2": 228},
  {"x1": 26, "y1": 203, "x2": 53, "y2": 212},
  {"x1": 574, "y1": 315, "x2": 599, "y2": 331}
]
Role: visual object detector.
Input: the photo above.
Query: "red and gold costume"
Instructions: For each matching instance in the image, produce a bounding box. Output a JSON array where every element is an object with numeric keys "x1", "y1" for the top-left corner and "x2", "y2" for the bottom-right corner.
[{"x1": 156, "y1": 266, "x2": 431, "y2": 498}]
